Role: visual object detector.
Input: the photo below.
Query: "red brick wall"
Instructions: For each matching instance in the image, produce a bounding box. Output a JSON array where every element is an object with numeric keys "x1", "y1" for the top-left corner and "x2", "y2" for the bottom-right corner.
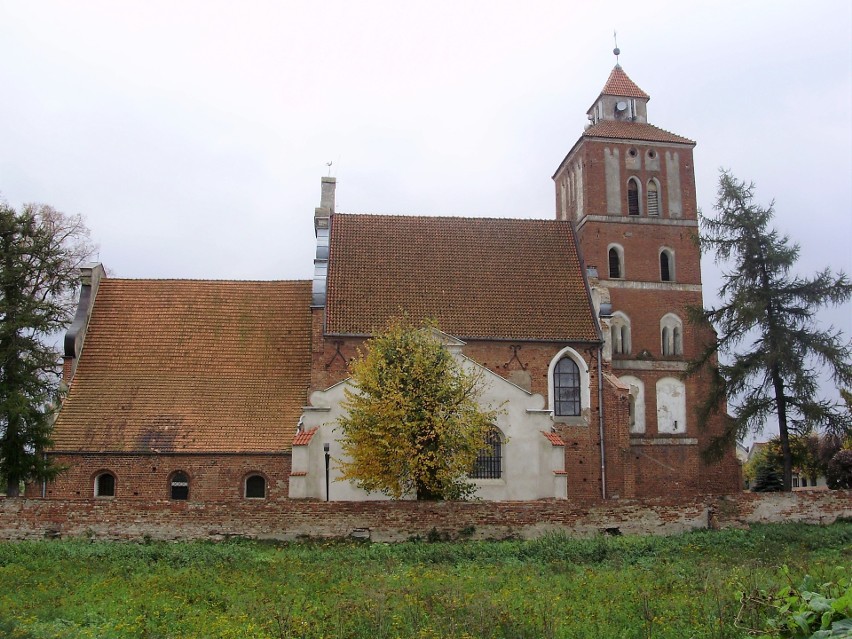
[
  {"x1": 2, "y1": 491, "x2": 848, "y2": 543},
  {"x1": 32, "y1": 453, "x2": 292, "y2": 502}
]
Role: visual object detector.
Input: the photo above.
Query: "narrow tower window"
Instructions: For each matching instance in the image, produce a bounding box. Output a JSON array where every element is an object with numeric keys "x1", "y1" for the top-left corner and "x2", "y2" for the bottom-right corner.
[
  {"x1": 608, "y1": 246, "x2": 623, "y2": 279},
  {"x1": 647, "y1": 181, "x2": 659, "y2": 216},
  {"x1": 627, "y1": 179, "x2": 640, "y2": 216},
  {"x1": 660, "y1": 250, "x2": 672, "y2": 281}
]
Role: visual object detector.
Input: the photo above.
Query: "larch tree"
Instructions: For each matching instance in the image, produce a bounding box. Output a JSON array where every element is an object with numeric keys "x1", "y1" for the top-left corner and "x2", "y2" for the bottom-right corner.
[
  {"x1": 690, "y1": 171, "x2": 852, "y2": 491},
  {"x1": 0, "y1": 201, "x2": 94, "y2": 496},
  {"x1": 336, "y1": 317, "x2": 499, "y2": 500}
]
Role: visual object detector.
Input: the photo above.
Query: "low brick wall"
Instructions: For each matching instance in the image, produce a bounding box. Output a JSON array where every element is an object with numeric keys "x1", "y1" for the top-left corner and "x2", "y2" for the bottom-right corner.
[{"x1": 0, "y1": 491, "x2": 849, "y2": 543}]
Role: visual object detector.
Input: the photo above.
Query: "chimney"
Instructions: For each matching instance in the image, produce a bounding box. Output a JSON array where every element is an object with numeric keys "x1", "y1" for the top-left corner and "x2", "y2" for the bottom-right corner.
[
  {"x1": 312, "y1": 177, "x2": 334, "y2": 307},
  {"x1": 314, "y1": 176, "x2": 336, "y2": 235}
]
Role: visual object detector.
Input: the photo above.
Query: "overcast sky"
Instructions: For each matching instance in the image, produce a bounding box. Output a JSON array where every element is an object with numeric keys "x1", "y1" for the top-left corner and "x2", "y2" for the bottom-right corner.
[{"x1": 1, "y1": 2, "x2": 850, "y2": 407}]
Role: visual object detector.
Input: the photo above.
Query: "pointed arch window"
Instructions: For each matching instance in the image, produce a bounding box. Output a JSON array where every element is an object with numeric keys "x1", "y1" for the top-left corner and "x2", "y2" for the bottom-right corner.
[
  {"x1": 554, "y1": 357, "x2": 581, "y2": 417},
  {"x1": 627, "y1": 178, "x2": 640, "y2": 216},
  {"x1": 647, "y1": 181, "x2": 659, "y2": 216}
]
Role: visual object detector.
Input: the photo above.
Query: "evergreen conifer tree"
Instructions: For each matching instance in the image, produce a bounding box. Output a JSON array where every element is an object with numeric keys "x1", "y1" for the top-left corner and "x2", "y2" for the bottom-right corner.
[{"x1": 691, "y1": 171, "x2": 852, "y2": 491}]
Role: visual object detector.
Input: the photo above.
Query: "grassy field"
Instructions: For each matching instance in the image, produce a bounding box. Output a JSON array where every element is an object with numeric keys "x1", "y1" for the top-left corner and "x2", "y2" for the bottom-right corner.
[{"x1": 0, "y1": 523, "x2": 849, "y2": 639}]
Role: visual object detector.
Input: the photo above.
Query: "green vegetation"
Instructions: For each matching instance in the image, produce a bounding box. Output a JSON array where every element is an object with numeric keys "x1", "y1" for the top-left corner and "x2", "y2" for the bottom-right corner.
[{"x1": 0, "y1": 523, "x2": 849, "y2": 638}]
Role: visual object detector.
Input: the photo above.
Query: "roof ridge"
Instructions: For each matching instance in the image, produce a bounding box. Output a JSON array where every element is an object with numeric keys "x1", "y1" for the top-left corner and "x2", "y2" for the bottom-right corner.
[
  {"x1": 335, "y1": 212, "x2": 569, "y2": 223},
  {"x1": 583, "y1": 120, "x2": 694, "y2": 145},
  {"x1": 102, "y1": 278, "x2": 312, "y2": 284}
]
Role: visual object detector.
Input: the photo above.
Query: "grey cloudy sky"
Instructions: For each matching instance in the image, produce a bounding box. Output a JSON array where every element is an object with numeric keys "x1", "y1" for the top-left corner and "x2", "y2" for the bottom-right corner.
[{"x1": 1, "y1": 1, "x2": 850, "y2": 346}]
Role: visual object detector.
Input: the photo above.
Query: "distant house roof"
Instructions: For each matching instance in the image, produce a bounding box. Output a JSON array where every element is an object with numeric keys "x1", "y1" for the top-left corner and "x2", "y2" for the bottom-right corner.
[
  {"x1": 325, "y1": 214, "x2": 599, "y2": 342},
  {"x1": 584, "y1": 120, "x2": 694, "y2": 145},
  {"x1": 52, "y1": 279, "x2": 312, "y2": 453}
]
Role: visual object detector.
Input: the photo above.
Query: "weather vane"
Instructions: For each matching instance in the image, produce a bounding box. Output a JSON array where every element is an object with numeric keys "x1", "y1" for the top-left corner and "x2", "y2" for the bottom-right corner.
[
  {"x1": 613, "y1": 31, "x2": 620, "y2": 65},
  {"x1": 326, "y1": 161, "x2": 333, "y2": 177}
]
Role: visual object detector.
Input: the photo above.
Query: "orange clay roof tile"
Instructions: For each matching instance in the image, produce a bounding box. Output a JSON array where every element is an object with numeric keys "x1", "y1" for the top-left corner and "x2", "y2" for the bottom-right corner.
[
  {"x1": 325, "y1": 214, "x2": 598, "y2": 342},
  {"x1": 584, "y1": 120, "x2": 694, "y2": 145},
  {"x1": 51, "y1": 279, "x2": 312, "y2": 454},
  {"x1": 541, "y1": 430, "x2": 565, "y2": 446},
  {"x1": 292, "y1": 427, "x2": 318, "y2": 446},
  {"x1": 600, "y1": 66, "x2": 650, "y2": 100}
]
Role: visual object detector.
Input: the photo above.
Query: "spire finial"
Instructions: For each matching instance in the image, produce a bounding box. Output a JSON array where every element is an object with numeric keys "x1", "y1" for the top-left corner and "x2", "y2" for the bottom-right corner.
[
  {"x1": 613, "y1": 31, "x2": 620, "y2": 66},
  {"x1": 326, "y1": 161, "x2": 333, "y2": 177}
]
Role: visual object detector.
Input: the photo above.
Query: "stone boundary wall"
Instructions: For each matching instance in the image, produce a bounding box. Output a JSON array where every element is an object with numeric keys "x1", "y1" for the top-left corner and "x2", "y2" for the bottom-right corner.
[{"x1": 0, "y1": 491, "x2": 849, "y2": 543}]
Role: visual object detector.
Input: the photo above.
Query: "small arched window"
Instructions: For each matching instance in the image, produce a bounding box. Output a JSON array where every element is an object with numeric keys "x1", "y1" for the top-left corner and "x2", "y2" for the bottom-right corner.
[
  {"x1": 608, "y1": 245, "x2": 623, "y2": 279},
  {"x1": 94, "y1": 472, "x2": 115, "y2": 497},
  {"x1": 660, "y1": 314, "x2": 684, "y2": 357},
  {"x1": 647, "y1": 181, "x2": 659, "y2": 216},
  {"x1": 170, "y1": 471, "x2": 190, "y2": 500},
  {"x1": 627, "y1": 178, "x2": 640, "y2": 216},
  {"x1": 554, "y1": 357, "x2": 581, "y2": 417},
  {"x1": 660, "y1": 249, "x2": 674, "y2": 282},
  {"x1": 471, "y1": 428, "x2": 503, "y2": 479},
  {"x1": 245, "y1": 474, "x2": 266, "y2": 499}
]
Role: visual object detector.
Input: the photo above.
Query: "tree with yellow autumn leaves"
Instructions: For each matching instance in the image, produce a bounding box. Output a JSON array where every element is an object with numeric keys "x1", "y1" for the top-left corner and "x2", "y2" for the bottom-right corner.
[{"x1": 337, "y1": 318, "x2": 498, "y2": 500}]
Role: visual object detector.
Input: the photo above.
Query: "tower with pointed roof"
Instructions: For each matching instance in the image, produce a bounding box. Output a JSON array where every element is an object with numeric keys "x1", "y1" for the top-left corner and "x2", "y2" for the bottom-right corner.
[{"x1": 554, "y1": 63, "x2": 740, "y2": 495}]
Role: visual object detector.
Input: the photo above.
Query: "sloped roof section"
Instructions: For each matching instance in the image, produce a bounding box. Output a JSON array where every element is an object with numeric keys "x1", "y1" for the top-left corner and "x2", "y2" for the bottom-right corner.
[
  {"x1": 326, "y1": 214, "x2": 598, "y2": 341},
  {"x1": 52, "y1": 279, "x2": 312, "y2": 453},
  {"x1": 600, "y1": 65, "x2": 650, "y2": 99},
  {"x1": 584, "y1": 120, "x2": 694, "y2": 145}
]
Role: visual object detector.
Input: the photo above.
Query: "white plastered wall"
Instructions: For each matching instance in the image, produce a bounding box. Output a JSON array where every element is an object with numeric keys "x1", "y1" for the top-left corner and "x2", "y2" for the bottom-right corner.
[
  {"x1": 656, "y1": 377, "x2": 686, "y2": 434},
  {"x1": 289, "y1": 340, "x2": 564, "y2": 501}
]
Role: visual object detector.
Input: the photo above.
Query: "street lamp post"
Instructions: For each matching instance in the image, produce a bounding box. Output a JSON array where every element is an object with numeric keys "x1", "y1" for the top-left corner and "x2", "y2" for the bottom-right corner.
[{"x1": 323, "y1": 443, "x2": 330, "y2": 502}]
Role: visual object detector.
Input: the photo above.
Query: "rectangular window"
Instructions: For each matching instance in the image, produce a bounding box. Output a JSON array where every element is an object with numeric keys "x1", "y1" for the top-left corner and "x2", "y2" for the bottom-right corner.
[{"x1": 471, "y1": 432, "x2": 502, "y2": 479}]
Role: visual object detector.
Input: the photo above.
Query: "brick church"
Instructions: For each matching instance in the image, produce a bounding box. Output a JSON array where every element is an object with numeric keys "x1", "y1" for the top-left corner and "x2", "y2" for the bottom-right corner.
[{"x1": 37, "y1": 63, "x2": 741, "y2": 503}]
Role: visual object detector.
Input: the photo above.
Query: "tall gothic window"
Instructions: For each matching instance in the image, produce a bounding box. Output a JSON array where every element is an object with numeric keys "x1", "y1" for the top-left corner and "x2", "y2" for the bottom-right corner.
[
  {"x1": 627, "y1": 179, "x2": 640, "y2": 216},
  {"x1": 554, "y1": 357, "x2": 581, "y2": 417},
  {"x1": 647, "y1": 181, "x2": 659, "y2": 216}
]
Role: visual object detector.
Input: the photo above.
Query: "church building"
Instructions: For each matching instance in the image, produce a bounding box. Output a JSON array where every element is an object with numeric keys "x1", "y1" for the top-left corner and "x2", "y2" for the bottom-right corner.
[{"x1": 36, "y1": 63, "x2": 741, "y2": 503}]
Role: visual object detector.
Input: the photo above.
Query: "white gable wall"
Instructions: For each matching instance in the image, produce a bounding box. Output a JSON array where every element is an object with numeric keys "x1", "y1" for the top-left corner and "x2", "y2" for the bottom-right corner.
[{"x1": 289, "y1": 346, "x2": 566, "y2": 501}]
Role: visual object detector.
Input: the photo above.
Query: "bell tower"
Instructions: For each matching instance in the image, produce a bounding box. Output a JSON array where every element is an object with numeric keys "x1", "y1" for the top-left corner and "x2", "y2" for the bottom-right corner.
[{"x1": 553, "y1": 58, "x2": 740, "y2": 495}]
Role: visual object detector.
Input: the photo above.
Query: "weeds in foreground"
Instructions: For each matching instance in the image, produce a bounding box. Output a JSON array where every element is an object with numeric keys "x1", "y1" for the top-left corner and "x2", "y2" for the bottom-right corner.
[
  {"x1": 0, "y1": 523, "x2": 849, "y2": 638},
  {"x1": 735, "y1": 565, "x2": 852, "y2": 638}
]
